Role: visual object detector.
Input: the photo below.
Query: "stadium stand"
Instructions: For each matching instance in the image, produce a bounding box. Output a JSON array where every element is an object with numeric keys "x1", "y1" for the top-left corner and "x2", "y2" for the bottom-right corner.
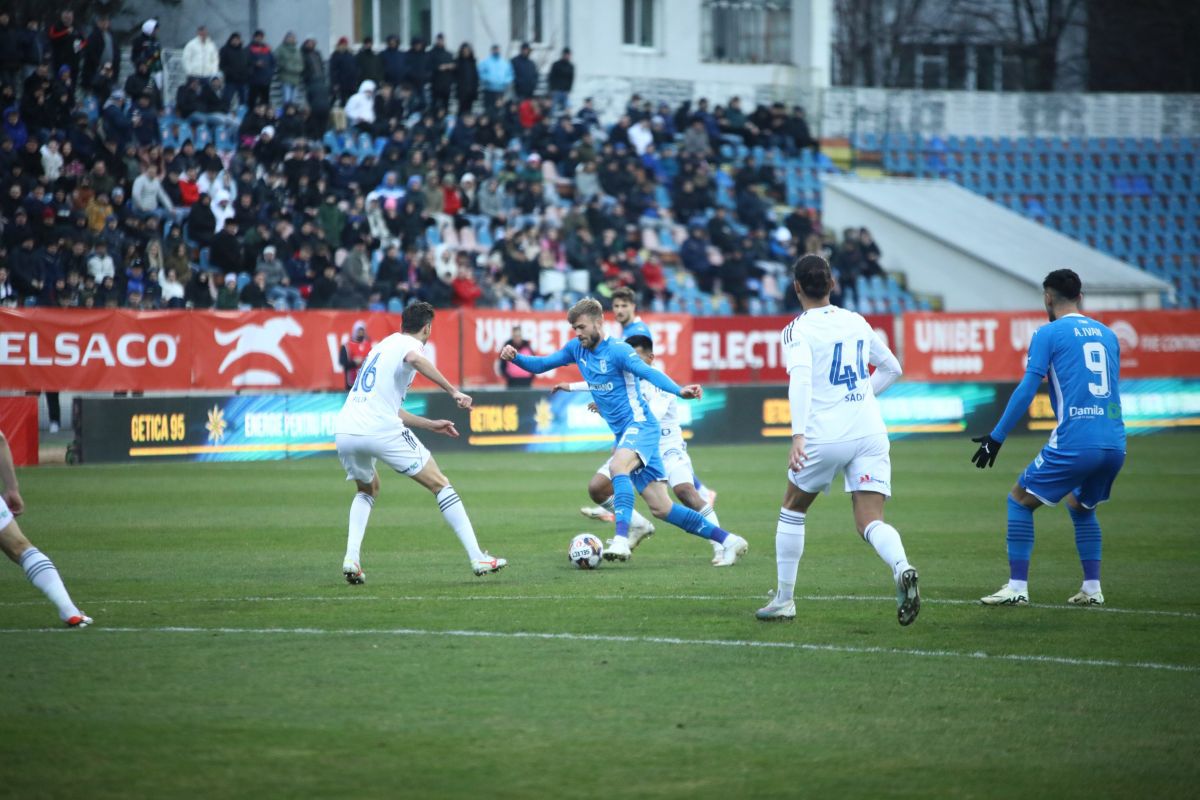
[{"x1": 869, "y1": 134, "x2": 1199, "y2": 308}]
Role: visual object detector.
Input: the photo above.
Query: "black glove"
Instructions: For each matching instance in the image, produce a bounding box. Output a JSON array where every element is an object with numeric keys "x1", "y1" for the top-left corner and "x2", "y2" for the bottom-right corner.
[{"x1": 971, "y1": 435, "x2": 1002, "y2": 469}]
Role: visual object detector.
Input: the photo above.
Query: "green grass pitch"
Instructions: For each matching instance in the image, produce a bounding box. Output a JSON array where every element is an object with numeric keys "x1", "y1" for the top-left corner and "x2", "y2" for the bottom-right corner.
[{"x1": 2, "y1": 434, "x2": 1199, "y2": 798}]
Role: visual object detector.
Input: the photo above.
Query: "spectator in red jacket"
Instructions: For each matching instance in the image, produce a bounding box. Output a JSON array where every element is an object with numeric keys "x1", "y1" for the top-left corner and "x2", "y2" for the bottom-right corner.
[
  {"x1": 451, "y1": 257, "x2": 483, "y2": 308},
  {"x1": 339, "y1": 320, "x2": 372, "y2": 389}
]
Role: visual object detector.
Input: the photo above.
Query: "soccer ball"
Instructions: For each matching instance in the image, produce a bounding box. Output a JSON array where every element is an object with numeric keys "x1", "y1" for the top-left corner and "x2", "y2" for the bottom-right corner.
[{"x1": 569, "y1": 533, "x2": 603, "y2": 569}]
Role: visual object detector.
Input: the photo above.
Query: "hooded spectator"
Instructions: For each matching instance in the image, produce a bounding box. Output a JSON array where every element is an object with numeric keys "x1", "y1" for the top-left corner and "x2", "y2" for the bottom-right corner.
[{"x1": 345, "y1": 80, "x2": 376, "y2": 132}]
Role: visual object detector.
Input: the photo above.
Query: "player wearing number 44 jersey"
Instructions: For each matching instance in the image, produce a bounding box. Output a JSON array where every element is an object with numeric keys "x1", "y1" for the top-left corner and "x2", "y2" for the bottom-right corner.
[
  {"x1": 756, "y1": 255, "x2": 920, "y2": 626},
  {"x1": 333, "y1": 302, "x2": 506, "y2": 582},
  {"x1": 971, "y1": 269, "x2": 1125, "y2": 607}
]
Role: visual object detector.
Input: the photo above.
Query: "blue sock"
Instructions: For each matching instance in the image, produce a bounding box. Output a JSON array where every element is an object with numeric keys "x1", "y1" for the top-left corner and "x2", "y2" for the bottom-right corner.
[
  {"x1": 612, "y1": 474, "x2": 634, "y2": 539},
  {"x1": 665, "y1": 503, "x2": 728, "y2": 543},
  {"x1": 1068, "y1": 504, "x2": 1102, "y2": 582},
  {"x1": 1006, "y1": 496, "x2": 1035, "y2": 582}
]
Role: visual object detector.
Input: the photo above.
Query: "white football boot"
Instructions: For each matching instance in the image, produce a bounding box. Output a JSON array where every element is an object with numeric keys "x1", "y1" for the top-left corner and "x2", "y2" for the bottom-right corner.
[
  {"x1": 603, "y1": 536, "x2": 633, "y2": 561},
  {"x1": 580, "y1": 505, "x2": 614, "y2": 523},
  {"x1": 980, "y1": 583, "x2": 1030, "y2": 606},
  {"x1": 343, "y1": 561, "x2": 366, "y2": 585},
  {"x1": 896, "y1": 567, "x2": 921, "y2": 626},
  {"x1": 755, "y1": 591, "x2": 796, "y2": 621},
  {"x1": 713, "y1": 533, "x2": 749, "y2": 567},
  {"x1": 1067, "y1": 589, "x2": 1104, "y2": 605},
  {"x1": 472, "y1": 554, "x2": 507, "y2": 576},
  {"x1": 710, "y1": 540, "x2": 723, "y2": 566},
  {"x1": 628, "y1": 517, "x2": 656, "y2": 550}
]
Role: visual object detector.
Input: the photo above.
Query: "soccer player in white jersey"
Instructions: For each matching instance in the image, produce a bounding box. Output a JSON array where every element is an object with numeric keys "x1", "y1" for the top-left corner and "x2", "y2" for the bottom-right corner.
[
  {"x1": 554, "y1": 334, "x2": 725, "y2": 564},
  {"x1": 0, "y1": 429, "x2": 91, "y2": 627},
  {"x1": 756, "y1": 255, "x2": 920, "y2": 625},
  {"x1": 334, "y1": 302, "x2": 506, "y2": 582}
]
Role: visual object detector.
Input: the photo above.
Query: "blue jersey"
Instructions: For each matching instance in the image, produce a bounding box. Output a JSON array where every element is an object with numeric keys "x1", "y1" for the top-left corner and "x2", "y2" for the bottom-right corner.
[
  {"x1": 1022, "y1": 314, "x2": 1125, "y2": 452},
  {"x1": 514, "y1": 336, "x2": 683, "y2": 434},
  {"x1": 622, "y1": 318, "x2": 653, "y2": 343}
]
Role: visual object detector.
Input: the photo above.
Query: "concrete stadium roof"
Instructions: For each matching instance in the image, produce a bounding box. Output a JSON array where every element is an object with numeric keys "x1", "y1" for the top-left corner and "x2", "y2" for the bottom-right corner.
[{"x1": 822, "y1": 176, "x2": 1172, "y2": 296}]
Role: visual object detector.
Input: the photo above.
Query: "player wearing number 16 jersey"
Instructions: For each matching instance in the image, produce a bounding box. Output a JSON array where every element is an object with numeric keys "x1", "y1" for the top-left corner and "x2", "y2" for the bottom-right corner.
[
  {"x1": 756, "y1": 255, "x2": 920, "y2": 626},
  {"x1": 971, "y1": 269, "x2": 1125, "y2": 607},
  {"x1": 333, "y1": 302, "x2": 506, "y2": 582}
]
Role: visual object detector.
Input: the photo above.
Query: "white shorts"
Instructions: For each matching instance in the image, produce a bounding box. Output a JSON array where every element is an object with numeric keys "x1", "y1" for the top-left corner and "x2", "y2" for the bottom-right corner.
[
  {"x1": 336, "y1": 429, "x2": 431, "y2": 483},
  {"x1": 0, "y1": 495, "x2": 12, "y2": 528},
  {"x1": 788, "y1": 434, "x2": 892, "y2": 496},
  {"x1": 661, "y1": 444, "x2": 696, "y2": 488},
  {"x1": 596, "y1": 446, "x2": 694, "y2": 488}
]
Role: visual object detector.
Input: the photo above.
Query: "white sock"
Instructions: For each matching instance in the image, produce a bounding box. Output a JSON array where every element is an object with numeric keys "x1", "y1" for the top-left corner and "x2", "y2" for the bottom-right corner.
[
  {"x1": 630, "y1": 507, "x2": 653, "y2": 530},
  {"x1": 776, "y1": 509, "x2": 806, "y2": 602},
  {"x1": 864, "y1": 520, "x2": 910, "y2": 580},
  {"x1": 701, "y1": 504, "x2": 722, "y2": 550},
  {"x1": 600, "y1": 497, "x2": 616, "y2": 512},
  {"x1": 437, "y1": 486, "x2": 485, "y2": 561},
  {"x1": 1081, "y1": 579, "x2": 1101, "y2": 594},
  {"x1": 1009, "y1": 579, "x2": 1029, "y2": 593},
  {"x1": 345, "y1": 492, "x2": 374, "y2": 564},
  {"x1": 19, "y1": 548, "x2": 81, "y2": 621}
]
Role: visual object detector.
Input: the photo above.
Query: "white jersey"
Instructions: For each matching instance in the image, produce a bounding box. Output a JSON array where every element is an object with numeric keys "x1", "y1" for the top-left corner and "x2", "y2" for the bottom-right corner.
[
  {"x1": 335, "y1": 332, "x2": 422, "y2": 435},
  {"x1": 782, "y1": 306, "x2": 893, "y2": 444},
  {"x1": 641, "y1": 378, "x2": 686, "y2": 453}
]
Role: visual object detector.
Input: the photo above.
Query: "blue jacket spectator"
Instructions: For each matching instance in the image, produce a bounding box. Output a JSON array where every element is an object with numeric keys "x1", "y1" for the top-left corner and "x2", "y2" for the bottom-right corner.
[
  {"x1": 380, "y1": 36, "x2": 405, "y2": 85},
  {"x1": 511, "y1": 43, "x2": 537, "y2": 99},
  {"x1": 100, "y1": 92, "x2": 132, "y2": 148},
  {"x1": 478, "y1": 47, "x2": 513, "y2": 93}
]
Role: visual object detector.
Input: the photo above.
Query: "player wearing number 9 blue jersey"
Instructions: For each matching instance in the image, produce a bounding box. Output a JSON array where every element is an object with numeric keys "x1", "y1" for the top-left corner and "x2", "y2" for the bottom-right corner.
[
  {"x1": 972, "y1": 269, "x2": 1125, "y2": 607},
  {"x1": 333, "y1": 302, "x2": 507, "y2": 582}
]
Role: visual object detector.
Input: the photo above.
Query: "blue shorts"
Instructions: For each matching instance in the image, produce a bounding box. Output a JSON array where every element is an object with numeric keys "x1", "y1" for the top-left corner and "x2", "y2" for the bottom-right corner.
[
  {"x1": 614, "y1": 423, "x2": 666, "y2": 492},
  {"x1": 1019, "y1": 447, "x2": 1125, "y2": 509}
]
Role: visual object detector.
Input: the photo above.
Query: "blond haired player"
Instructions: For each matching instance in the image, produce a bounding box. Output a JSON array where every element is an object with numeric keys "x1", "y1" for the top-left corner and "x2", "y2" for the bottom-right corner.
[
  {"x1": 334, "y1": 302, "x2": 506, "y2": 582},
  {"x1": 756, "y1": 255, "x2": 920, "y2": 625}
]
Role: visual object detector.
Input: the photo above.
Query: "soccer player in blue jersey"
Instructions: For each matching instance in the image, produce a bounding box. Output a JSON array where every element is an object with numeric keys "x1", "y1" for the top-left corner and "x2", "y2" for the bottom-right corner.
[
  {"x1": 612, "y1": 286, "x2": 653, "y2": 341},
  {"x1": 971, "y1": 269, "x2": 1126, "y2": 606},
  {"x1": 611, "y1": 287, "x2": 718, "y2": 504},
  {"x1": 501, "y1": 298, "x2": 750, "y2": 564}
]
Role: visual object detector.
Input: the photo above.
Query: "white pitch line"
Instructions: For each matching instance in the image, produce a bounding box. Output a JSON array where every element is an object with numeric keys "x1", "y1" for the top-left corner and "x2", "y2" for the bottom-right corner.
[
  {"x1": 0, "y1": 593, "x2": 1196, "y2": 618},
  {"x1": 0, "y1": 624, "x2": 1195, "y2": 674}
]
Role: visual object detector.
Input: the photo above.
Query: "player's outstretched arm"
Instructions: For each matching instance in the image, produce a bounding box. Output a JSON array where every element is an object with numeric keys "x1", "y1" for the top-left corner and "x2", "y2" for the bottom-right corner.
[
  {"x1": 502, "y1": 344, "x2": 575, "y2": 375},
  {"x1": 551, "y1": 381, "x2": 589, "y2": 394},
  {"x1": 407, "y1": 352, "x2": 471, "y2": 408},
  {"x1": 868, "y1": 332, "x2": 903, "y2": 396},
  {"x1": 397, "y1": 408, "x2": 460, "y2": 438},
  {"x1": 623, "y1": 352, "x2": 685, "y2": 396}
]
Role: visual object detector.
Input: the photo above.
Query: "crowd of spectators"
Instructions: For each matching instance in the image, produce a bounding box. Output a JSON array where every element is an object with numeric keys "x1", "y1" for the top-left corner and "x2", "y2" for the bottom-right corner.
[{"x1": 0, "y1": 9, "x2": 874, "y2": 316}]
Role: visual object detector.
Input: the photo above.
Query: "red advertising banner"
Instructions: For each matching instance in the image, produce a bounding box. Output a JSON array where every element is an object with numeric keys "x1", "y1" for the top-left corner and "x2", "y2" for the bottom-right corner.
[
  {"x1": 0, "y1": 309, "x2": 195, "y2": 392},
  {"x1": 0, "y1": 397, "x2": 39, "y2": 466},
  {"x1": 0, "y1": 309, "x2": 461, "y2": 392},
  {"x1": 691, "y1": 314, "x2": 895, "y2": 384},
  {"x1": 459, "y1": 310, "x2": 693, "y2": 387},
  {"x1": 188, "y1": 311, "x2": 460, "y2": 391},
  {"x1": 903, "y1": 310, "x2": 1200, "y2": 381}
]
